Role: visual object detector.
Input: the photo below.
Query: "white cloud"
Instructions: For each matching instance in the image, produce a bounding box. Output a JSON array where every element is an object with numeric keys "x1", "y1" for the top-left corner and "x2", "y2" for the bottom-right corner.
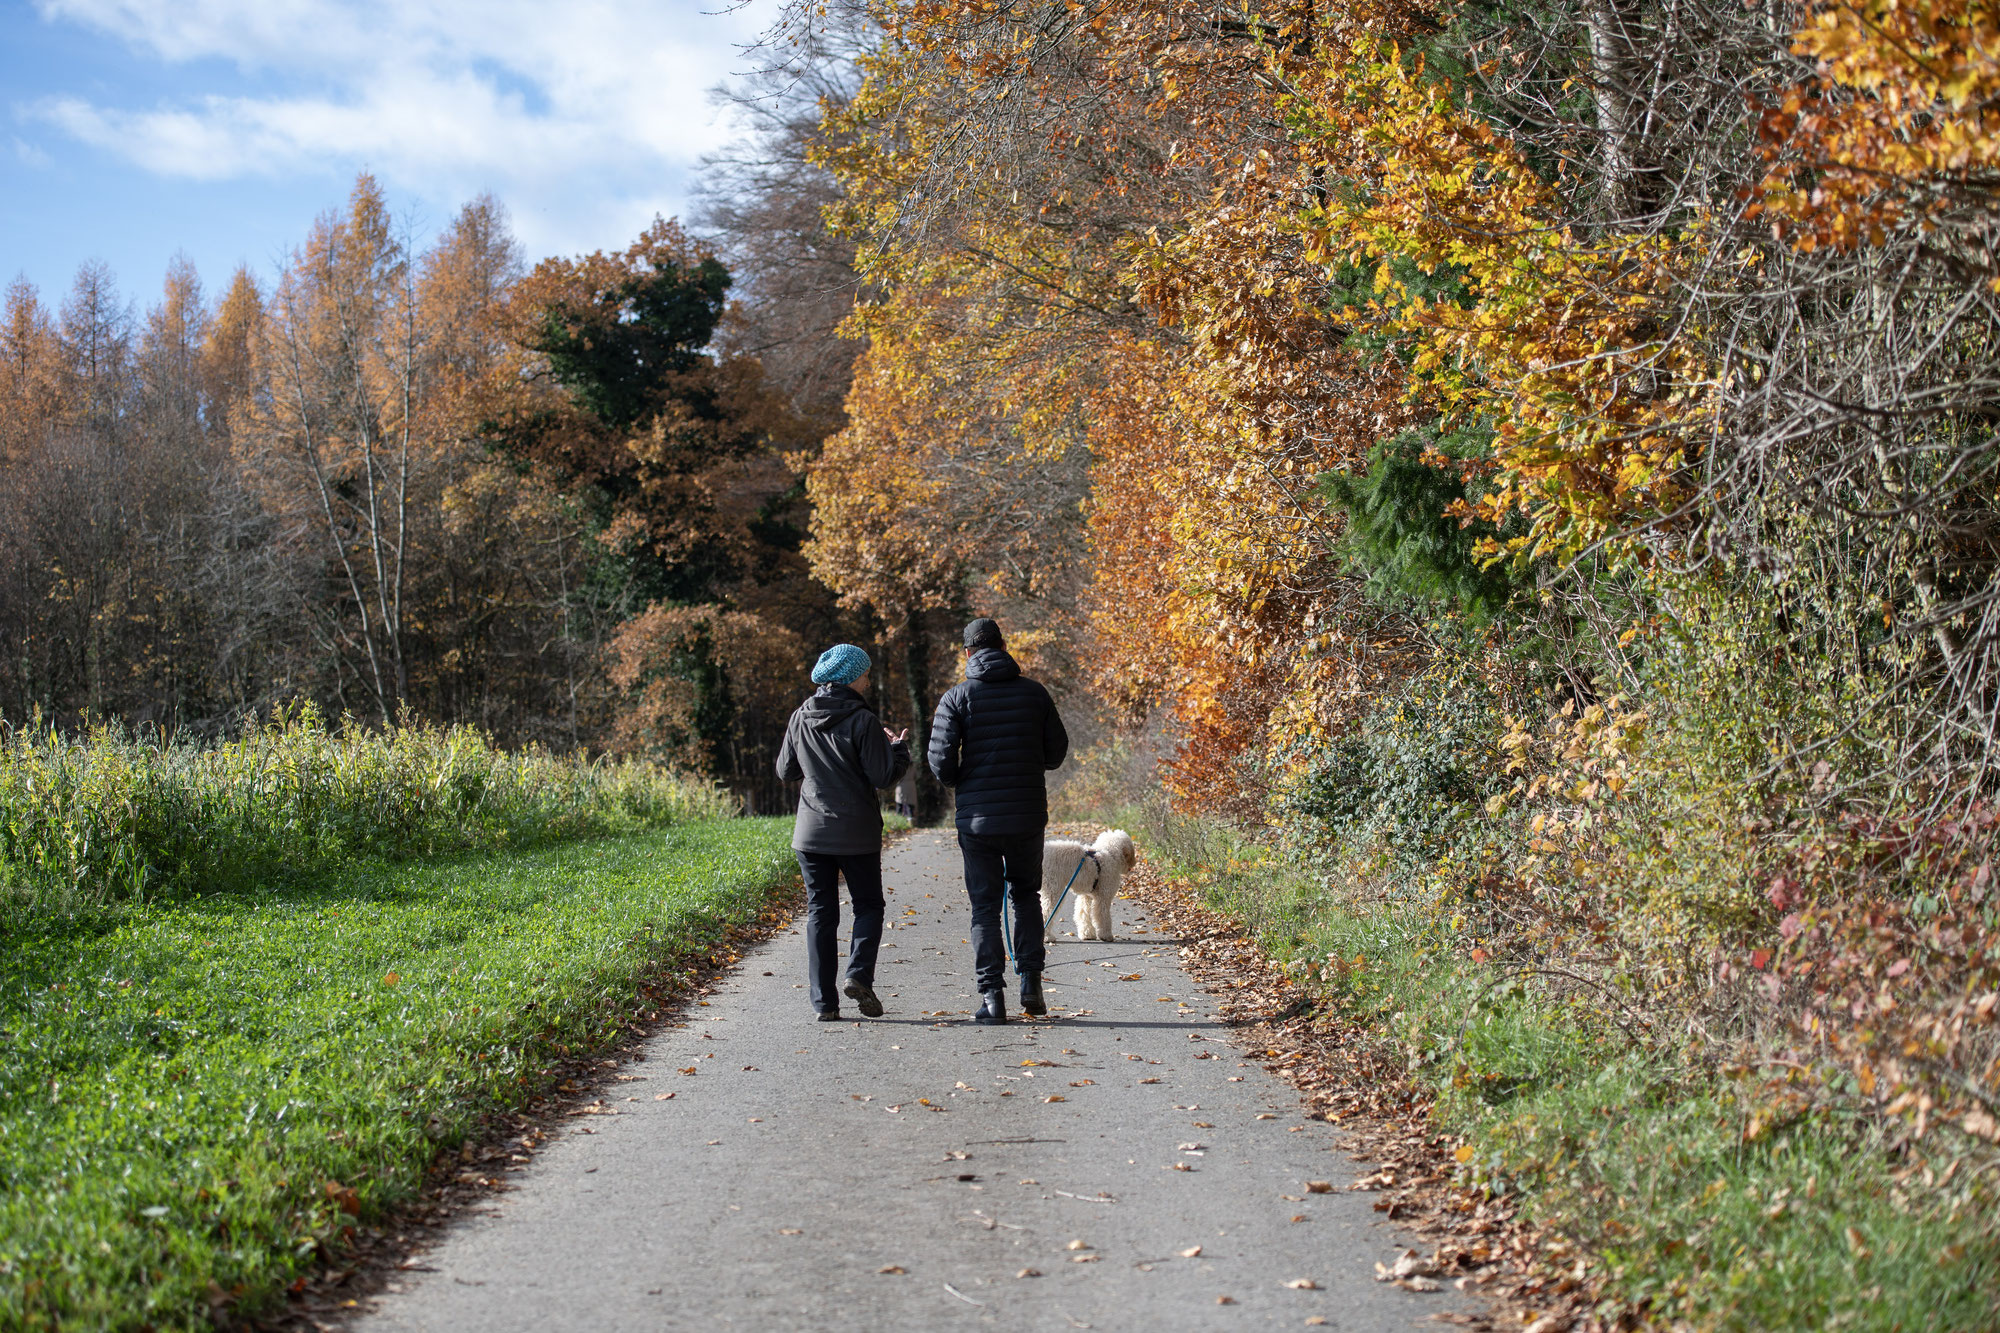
[{"x1": 23, "y1": 0, "x2": 768, "y2": 255}]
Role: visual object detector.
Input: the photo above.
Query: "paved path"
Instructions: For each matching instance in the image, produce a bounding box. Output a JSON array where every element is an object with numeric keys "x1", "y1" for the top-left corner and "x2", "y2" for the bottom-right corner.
[{"x1": 357, "y1": 831, "x2": 1466, "y2": 1331}]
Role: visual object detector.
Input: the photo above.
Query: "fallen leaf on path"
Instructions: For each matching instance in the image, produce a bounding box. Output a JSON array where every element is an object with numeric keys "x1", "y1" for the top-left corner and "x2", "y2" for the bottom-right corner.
[
  {"x1": 1306, "y1": 1319, "x2": 1328, "y2": 1327},
  {"x1": 1215, "y1": 1296, "x2": 1236, "y2": 1305},
  {"x1": 1138, "y1": 1078, "x2": 1161, "y2": 1084},
  {"x1": 1068, "y1": 1080, "x2": 1095, "y2": 1087},
  {"x1": 1178, "y1": 1246, "x2": 1203, "y2": 1258},
  {"x1": 1071, "y1": 1254, "x2": 1100, "y2": 1263},
  {"x1": 1305, "y1": 1181, "x2": 1333, "y2": 1194},
  {"x1": 779, "y1": 1228, "x2": 802, "y2": 1235},
  {"x1": 1286, "y1": 1278, "x2": 1319, "y2": 1290},
  {"x1": 1177, "y1": 1142, "x2": 1206, "y2": 1151},
  {"x1": 1291, "y1": 1215, "x2": 1308, "y2": 1223},
  {"x1": 1171, "y1": 1162, "x2": 1193, "y2": 1172},
  {"x1": 1374, "y1": 1251, "x2": 1440, "y2": 1282},
  {"x1": 1045, "y1": 1095, "x2": 1066, "y2": 1103},
  {"x1": 877, "y1": 1266, "x2": 905, "y2": 1274},
  {"x1": 1192, "y1": 1121, "x2": 1213, "y2": 1128},
  {"x1": 1256, "y1": 1113, "x2": 1276, "y2": 1120},
  {"x1": 944, "y1": 1150, "x2": 970, "y2": 1161},
  {"x1": 653, "y1": 1093, "x2": 675, "y2": 1100},
  {"x1": 1017, "y1": 1268, "x2": 1041, "y2": 1278},
  {"x1": 678, "y1": 1067, "x2": 697, "y2": 1075}
]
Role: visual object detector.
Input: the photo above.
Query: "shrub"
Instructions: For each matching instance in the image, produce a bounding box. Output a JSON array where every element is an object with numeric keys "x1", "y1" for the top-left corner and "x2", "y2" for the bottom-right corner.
[{"x1": 1270, "y1": 650, "x2": 1508, "y2": 885}]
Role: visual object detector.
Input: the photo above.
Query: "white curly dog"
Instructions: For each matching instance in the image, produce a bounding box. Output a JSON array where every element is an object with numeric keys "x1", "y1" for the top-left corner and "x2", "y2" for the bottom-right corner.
[{"x1": 1039, "y1": 829, "x2": 1138, "y2": 943}]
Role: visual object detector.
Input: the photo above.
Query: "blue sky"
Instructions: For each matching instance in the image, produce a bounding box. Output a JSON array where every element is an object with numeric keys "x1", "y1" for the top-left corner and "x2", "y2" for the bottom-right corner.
[{"x1": 1, "y1": 0, "x2": 769, "y2": 311}]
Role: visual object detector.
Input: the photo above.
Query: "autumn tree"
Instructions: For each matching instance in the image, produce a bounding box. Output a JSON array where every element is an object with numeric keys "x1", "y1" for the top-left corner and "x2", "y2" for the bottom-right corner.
[{"x1": 488, "y1": 218, "x2": 847, "y2": 803}]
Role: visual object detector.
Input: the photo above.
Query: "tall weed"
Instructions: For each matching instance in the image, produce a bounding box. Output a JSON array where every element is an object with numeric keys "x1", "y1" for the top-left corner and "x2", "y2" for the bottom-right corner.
[{"x1": 0, "y1": 704, "x2": 733, "y2": 914}]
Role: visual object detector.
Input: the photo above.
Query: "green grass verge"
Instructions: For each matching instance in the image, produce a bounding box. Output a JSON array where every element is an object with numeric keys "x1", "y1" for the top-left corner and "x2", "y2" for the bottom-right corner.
[
  {"x1": 0, "y1": 817, "x2": 796, "y2": 1330},
  {"x1": 1126, "y1": 808, "x2": 2000, "y2": 1332}
]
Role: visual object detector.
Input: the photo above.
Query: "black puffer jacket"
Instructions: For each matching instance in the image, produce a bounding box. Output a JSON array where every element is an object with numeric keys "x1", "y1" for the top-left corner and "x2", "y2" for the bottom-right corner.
[
  {"x1": 927, "y1": 648, "x2": 1069, "y2": 834},
  {"x1": 775, "y1": 685, "x2": 912, "y2": 855}
]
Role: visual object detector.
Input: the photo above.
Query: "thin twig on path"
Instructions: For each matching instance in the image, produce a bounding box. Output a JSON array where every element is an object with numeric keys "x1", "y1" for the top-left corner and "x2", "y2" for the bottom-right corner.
[
  {"x1": 942, "y1": 1282, "x2": 984, "y2": 1306},
  {"x1": 966, "y1": 1136, "x2": 1065, "y2": 1144}
]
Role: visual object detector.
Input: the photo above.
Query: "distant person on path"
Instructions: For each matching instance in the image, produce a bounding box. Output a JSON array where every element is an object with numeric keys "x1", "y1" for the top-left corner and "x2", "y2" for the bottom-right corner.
[
  {"x1": 927, "y1": 618, "x2": 1070, "y2": 1024},
  {"x1": 776, "y1": 643, "x2": 911, "y2": 1022}
]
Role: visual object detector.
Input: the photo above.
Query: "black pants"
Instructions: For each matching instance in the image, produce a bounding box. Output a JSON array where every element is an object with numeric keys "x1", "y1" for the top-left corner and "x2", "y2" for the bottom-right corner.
[
  {"x1": 796, "y1": 851, "x2": 885, "y2": 1014},
  {"x1": 957, "y1": 828, "x2": 1046, "y2": 992}
]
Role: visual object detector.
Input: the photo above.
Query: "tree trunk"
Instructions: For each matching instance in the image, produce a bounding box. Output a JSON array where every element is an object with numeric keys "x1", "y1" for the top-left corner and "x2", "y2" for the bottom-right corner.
[{"x1": 902, "y1": 607, "x2": 948, "y2": 826}]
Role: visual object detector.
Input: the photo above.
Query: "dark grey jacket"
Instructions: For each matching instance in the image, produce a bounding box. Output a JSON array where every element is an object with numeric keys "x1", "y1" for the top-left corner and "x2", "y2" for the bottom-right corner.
[
  {"x1": 776, "y1": 685, "x2": 912, "y2": 855},
  {"x1": 927, "y1": 648, "x2": 1068, "y2": 835}
]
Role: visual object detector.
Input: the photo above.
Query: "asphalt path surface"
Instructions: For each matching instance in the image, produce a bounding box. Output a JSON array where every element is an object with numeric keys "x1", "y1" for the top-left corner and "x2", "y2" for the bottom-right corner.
[{"x1": 357, "y1": 831, "x2": 1468, "y2": 1331}]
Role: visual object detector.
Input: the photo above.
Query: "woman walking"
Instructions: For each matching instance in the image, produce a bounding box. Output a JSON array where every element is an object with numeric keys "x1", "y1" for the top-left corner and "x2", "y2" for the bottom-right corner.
[{"x1": 775, "y1": 644, "x2": 911, "y2": 1021}]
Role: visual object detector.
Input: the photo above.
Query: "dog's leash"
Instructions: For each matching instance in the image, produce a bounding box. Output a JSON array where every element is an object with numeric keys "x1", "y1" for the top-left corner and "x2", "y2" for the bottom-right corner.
[{"x1": 1004, "y1": 850, "x2": 1095, "y2": 966}]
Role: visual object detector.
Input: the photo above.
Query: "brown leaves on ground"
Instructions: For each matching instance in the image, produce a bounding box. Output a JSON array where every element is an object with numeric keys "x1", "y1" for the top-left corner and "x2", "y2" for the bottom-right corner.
[{"x1": 1124, "y1": 857, "x2": 1624, "y2": 1332}]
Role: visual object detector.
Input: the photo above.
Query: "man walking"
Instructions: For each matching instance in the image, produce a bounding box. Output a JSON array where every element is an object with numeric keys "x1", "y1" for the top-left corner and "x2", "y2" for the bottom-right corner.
[{"x1": 928, "y1": 618, "x2": 1069, "y2": 1024}]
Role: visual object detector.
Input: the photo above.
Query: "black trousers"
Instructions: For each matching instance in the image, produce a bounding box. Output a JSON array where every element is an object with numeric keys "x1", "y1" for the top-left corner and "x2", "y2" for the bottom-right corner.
[
  {"x1": 957, "y1": 828, "x2": 1047, "y2": 992},
  {"x1": 796, "y1": 851, "x2": 885, "y2": 1014}
]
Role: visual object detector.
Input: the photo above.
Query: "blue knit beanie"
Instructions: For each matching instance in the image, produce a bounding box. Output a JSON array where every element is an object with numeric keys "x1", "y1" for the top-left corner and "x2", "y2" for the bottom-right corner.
[{"x1": 811, "y1": 643, "x2": 871, "y2": 685}]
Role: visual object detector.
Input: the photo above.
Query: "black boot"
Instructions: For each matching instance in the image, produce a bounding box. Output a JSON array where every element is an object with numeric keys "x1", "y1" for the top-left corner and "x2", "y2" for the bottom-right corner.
[
  {"x1": 974, "y1": 990, "x2": 1007, "y2": 1025},
  {"x1": 843, "y1": 979, "x2": 884, "y2": 1018},
  {"x1": 1019, "y1": 972, "x2": 1046, "y2": 1016}
]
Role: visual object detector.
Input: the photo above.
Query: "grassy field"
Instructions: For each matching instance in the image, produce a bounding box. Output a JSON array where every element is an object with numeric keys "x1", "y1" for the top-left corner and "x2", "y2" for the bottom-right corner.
[
  {"x1": 0, "y1": 708, "x2": 735, "y2": 918},
  {"x1": 0, "y1": 819, "x2": 796, "y2": 1330},
  {"x1": 1128, "y1": 810, "x2": 2000, "y2": 1332}
]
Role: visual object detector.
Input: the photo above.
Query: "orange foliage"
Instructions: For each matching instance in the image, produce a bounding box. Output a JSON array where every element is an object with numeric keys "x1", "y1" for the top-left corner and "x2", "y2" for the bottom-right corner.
[
  {"x1": 1758, "y1": 0, "x2": 2000, "y2": 262},
  {"x1": 811, "y1": 0, "x2": 1434, "y2": 803}
]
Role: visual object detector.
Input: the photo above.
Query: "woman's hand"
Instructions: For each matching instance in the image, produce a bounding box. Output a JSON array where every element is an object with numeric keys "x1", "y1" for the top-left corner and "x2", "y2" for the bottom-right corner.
[{"x1": 885, "y1": 726, "x2": 909, "y2": 745}]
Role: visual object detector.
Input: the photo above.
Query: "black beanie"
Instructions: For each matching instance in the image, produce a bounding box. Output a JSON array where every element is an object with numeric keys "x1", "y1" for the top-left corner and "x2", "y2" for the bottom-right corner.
[{"x1": 964, "y1": 618, "x2": 1005, "y2": 650}]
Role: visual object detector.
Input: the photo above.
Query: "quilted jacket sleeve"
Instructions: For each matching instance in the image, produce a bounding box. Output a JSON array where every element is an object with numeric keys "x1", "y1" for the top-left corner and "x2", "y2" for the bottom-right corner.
[
  {"x1": 1040, "y1": 685, "x2": 1069, "y2": 771},
  {"x1": 928, "y1": 686, "x2": 966, "y2": 788}
]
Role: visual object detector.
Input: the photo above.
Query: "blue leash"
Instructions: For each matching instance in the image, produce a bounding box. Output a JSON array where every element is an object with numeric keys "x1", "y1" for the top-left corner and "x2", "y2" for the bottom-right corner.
[{"x1": 1004, "y1": 852, "x2": 1093, "y2": 965}]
